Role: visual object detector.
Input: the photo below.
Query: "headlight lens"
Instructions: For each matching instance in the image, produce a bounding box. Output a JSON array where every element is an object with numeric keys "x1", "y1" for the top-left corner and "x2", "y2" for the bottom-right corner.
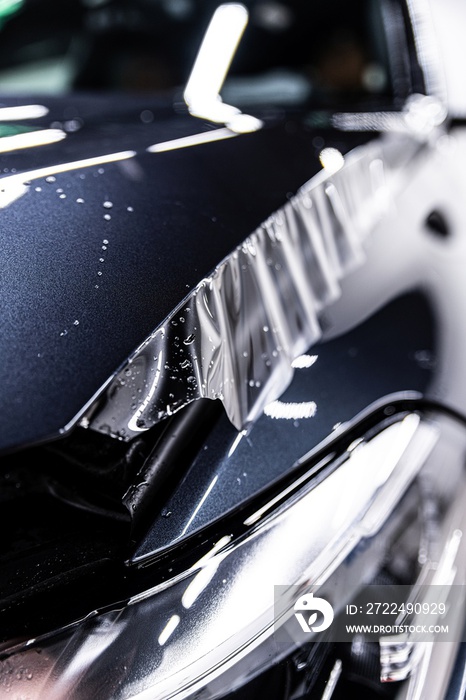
[{"x1": 2, "y1": 406, "x2": 466, "y2": 699}]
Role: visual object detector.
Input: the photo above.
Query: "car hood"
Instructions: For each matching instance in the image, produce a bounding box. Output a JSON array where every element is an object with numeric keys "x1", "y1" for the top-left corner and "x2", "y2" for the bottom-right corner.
[{"x1": 0, "y1": 92, "x2": 375, "y2": 454}]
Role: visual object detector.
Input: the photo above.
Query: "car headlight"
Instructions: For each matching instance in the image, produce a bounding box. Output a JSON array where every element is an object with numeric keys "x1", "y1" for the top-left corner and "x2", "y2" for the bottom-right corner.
[{"x1": 1, "y1": 403, "x2": 466, "y2": 700}]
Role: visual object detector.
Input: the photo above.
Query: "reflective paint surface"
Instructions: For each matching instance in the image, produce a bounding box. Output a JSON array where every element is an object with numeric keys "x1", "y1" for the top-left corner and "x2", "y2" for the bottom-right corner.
[
  {"x1": 133, "y1": 291, "x2": 436, "y2": 560},
  {"x1": 86, "y1": 133, "x2": 414, "y2": 437},
  {"x1": 0, "y1": 95, "x2": 358, "y2": 454}
]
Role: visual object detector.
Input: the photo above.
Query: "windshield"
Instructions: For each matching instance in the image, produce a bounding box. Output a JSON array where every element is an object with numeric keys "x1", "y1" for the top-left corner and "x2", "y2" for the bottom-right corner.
[{"x1": 0, "y1": 0, "x2": 414, "y2": 109}]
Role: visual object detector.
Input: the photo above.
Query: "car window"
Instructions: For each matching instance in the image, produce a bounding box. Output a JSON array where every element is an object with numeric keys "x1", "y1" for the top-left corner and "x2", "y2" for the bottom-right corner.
[{"x1": 0, "y1": 0, "x2": 415, "y2": 109}]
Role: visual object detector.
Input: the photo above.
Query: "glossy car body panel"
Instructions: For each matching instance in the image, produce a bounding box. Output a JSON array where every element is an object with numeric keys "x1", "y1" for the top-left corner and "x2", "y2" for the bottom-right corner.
[{"x1": 0, "y1": 99, "x2": 373, "y2": 455}]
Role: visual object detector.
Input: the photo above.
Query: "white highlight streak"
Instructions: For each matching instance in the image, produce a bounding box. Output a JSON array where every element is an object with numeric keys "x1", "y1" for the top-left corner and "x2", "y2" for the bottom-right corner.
[
  {"x1": 0, "y1": 104, "x2": 48, "y2": 120},
  {"x1": 322, "y1": 659, "x2": 343, "y2": 700},
  {"x1": 128, "y1": 349, "x2": 164, "y2": 433},
  {"x1": 0, "y1": 128, "x2": 65, "y2": 153},
  {"x1": 181, "y1": 537, "x2": 232, "y2": 609},
  {"x1": 158, "y1": 615, "x2": 181, "y2": 646},
  {"x1": 291, "y1": 354, "x2": 318, "y2": 369},
  {"x1": 184, "y1": 4, "x2": 248, "y2": 120},
  {"x1": 264, "y1": 400, "x2": 317, "y2": 420},
  {"x1": 148, "y1": 128, "x2": 238, "y2": 153},
  {"x1": 181, "y1": 475, "x2": 219, "y2": 536},
  {"x1": 227, "y1": 430, "x2": 247, "y2": 458},
  {"x1": 0, "y1": 150, "x2": 136, "y2": 208}
]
